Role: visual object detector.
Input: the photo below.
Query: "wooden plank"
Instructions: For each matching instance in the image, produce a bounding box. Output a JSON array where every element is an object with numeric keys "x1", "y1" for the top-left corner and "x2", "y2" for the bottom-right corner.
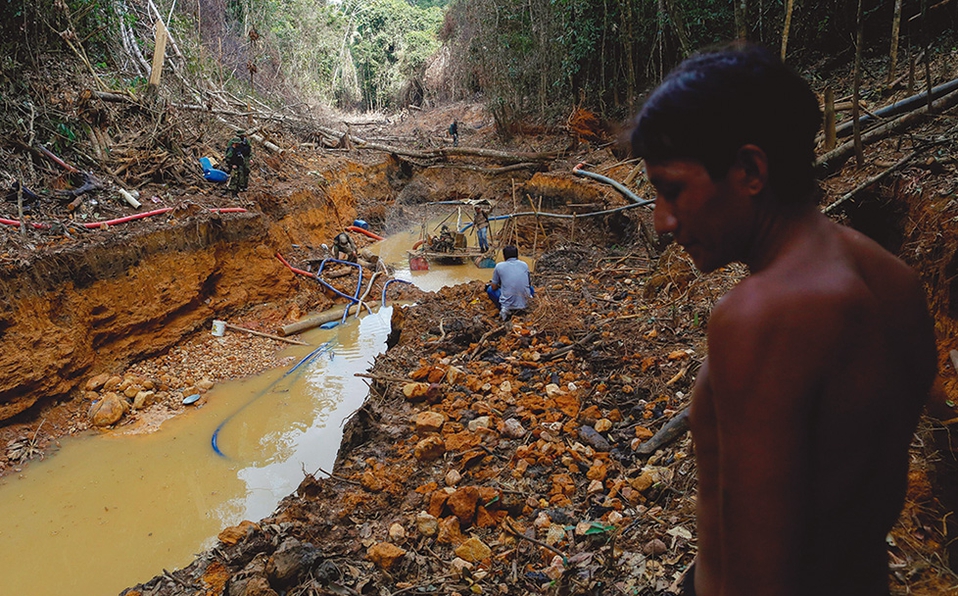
[{"x1": 148, "y1": 19, "x2": 167, "y2": 89}]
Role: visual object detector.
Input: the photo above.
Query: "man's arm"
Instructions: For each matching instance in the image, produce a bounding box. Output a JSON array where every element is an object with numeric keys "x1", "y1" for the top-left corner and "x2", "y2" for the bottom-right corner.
[
  {"x1": 490, "y1": 266, "x2": 501, "y2": 291},
  {"x1": 706, "y1": 285, "x2": 847, "y2": 596}
]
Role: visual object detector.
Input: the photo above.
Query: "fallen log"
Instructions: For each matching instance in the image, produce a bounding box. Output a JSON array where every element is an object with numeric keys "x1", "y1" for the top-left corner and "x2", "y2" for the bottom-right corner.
[
  {"x1": 279, "y1": 301, "x2": 382, "y2": 336},
  {"x1": 815, "y1": 86, "x2": 958, "y2": 176},
  {"x1": 314, "y1": 125, "x2": 559, "y2": 163}
]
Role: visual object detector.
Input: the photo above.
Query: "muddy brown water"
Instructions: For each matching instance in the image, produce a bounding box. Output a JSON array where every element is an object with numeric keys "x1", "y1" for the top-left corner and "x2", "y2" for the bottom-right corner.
[{"x1": 0, "y1": 224, "x2": 496, "y2": 596}]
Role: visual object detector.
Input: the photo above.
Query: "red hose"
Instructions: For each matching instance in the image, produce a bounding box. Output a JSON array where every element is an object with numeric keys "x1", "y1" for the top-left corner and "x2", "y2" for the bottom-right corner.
[
  {"x1": 1, "y1": 207, "x2": 248, "y2": 231},
  {"x1": 81, "y1": 207, "x2": 248, "y2": 229},
  {"x1": 0, "y1": 218, "x2": 51, "y2": 230},
  {"x1": 82, "y1": 207, "x2": 173, "y2": 228},
  {"x1": 345, "y1": 226, "x2": 385, "y2": 241},
  {"x1": 0, "y1": 207, "x2": 246, "y2": 230},
  {"x1": 275, "y1": 253, "x2": 314, "y2": 277}
]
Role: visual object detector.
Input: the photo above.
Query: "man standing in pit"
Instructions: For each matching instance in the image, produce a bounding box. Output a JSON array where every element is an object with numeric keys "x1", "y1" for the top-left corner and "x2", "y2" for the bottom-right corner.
[
  {"x1": 631, "y1": 43, "x2": 936, "y2": 596},
  {"x1": 473, "y1": 205, "x2": 491, "y2": 252},
  {"x1": 449, "y1": 120, "x2": 459, "y2": 146},
  {"x1": 225, "y1": 129, "x2": 251, "y2": 197},
  {"x1": 486, "y1": 245, "x2": 533, "y2": 321}
]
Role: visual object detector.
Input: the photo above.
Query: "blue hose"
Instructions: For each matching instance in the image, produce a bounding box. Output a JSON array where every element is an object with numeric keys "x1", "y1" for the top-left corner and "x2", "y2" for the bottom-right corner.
[
  {"x1": 211, "y1": 340, "x2": 335, "y2": 457},
  {"x1": 313, "y1": 258, "x2": 365, "y2": 325},
  {"x1": 381, "y1": 278, "x2": 413, "y2": 305}
]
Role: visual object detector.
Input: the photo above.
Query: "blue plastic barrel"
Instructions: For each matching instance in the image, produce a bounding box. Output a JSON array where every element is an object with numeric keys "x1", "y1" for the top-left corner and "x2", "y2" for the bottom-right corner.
[
  {"x1": 199, "y1": 157, "x2": 229, "y2": 183},
  {"x1": 352, "y1": 219, "x2": 369, "y2": 230}
]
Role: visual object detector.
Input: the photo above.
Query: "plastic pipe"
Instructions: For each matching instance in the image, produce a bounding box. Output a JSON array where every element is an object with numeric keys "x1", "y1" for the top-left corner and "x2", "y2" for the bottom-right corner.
[
  {"x1": 211, "y1": 340, "x2": 335, "y2": 457},
  {"x1": 353, "y1": 270, "x2": 380, "y2": 319},
  {"x1": 82, "y1": 207, "x2": 173, "y2": 228},
  {"x1": 573, "y1": 163, "x2": 649, "y2": 204},
  {"x1": 836, "y1": 76, "x2": 958, "y2": 138},
  {"x1": 1, "y1": 207, "x2": 247, "y2": 231},
  {"x1": 317, "y1": 258, "x2": 364, "y2": 301},
  {"x1": 276, "y1": 253, "x2": 314, "y2": 277},
  {"x1": 313, "y1": 258, "x2": 364, "y2": 323},
  {"x1": 346, "y1": 226, "x2": 385, "y2": 241},
  {"x1": 0, "y1": 218, "x2": 50, "y2": 230}
]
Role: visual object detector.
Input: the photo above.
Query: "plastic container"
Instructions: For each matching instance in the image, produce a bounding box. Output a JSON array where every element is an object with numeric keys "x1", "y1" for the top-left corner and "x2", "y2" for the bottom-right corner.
[
  {"x1": 211, "y1": 319, "x2": 226, "y2": 336},
  {"x1": 352, "y1": 219, "x2": 369, "y2": 230},
  {"x1": 199, "y1": 157, "x2": 229, "y2": 183}
]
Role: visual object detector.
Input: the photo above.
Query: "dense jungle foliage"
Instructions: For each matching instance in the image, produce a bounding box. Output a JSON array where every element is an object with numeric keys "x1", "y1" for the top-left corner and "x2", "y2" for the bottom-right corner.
[{"x1": 0, "y1": 0, "x2": 956, "y2": 128}]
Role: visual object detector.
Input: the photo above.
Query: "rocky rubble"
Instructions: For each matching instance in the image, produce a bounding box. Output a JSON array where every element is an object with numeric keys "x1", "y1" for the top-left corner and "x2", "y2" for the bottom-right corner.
[
  {"x1": 111, "y1": 246, "x2": 711, "y2": 596},
  {"x1": 77, "y1": 327, "x2": 297, "y2": 432},
  {"x1": 121, "y1": 242, "x2": 955, "y2": 596}
]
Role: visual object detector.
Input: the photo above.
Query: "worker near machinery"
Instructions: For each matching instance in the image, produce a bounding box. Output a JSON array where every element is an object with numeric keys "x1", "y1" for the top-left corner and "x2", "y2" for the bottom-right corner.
[
  {"x1": 225, "y1": 129, "x2": 251, "y2": 196},
  {"x1": 486, "y1": 245, "x2": 533, "y2": 321},
  {"x1": 430, "y1": 225, "x2": 455, "y2": 253},
  {"x1": 331, "y1": 232, "x2": 357, "y2": 263},
  {"x1": 631, "y1": 42, "x2": 936, "y2": 596},
  {"x1": 473, "y1": 205, "x2": 491, "y2": 252}
]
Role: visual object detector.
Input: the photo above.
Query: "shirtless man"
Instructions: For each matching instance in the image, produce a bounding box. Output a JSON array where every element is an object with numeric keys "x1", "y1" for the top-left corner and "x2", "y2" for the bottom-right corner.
[{"x1": 630, "y1": 44, "x2": 937, "y2": 596}]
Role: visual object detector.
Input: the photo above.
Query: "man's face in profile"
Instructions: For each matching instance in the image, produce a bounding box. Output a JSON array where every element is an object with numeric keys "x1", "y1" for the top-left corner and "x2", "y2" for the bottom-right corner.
[{"x1": 645, "y1": 158, "x2": 754, "y2": 273}]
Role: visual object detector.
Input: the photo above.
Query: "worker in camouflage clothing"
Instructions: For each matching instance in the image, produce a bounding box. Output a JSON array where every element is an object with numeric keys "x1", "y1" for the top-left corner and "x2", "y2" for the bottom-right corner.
[{"x1": 225, "y1": 129, "x2": 251, "y2": 196}]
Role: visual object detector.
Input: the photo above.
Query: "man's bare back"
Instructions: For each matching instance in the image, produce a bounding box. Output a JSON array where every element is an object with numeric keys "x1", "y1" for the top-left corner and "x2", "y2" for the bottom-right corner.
[
  {"x1": 631, "y1": 44, "x2": 937, "y2": 596},
  {"x1": 690, "y1": 210, "x2": 935, "y2": 596}
]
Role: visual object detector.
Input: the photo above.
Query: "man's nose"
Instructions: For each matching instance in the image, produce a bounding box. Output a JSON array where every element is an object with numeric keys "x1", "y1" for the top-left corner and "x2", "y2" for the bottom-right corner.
[{"x1": 653, "y1": 203, "x2": 678, "y2": 236}]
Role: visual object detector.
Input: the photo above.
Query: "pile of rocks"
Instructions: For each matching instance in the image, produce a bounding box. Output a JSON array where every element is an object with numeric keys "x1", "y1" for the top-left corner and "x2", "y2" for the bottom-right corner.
[{"x1": 83, "y1": 370, "x2": 215, "y2": 427}]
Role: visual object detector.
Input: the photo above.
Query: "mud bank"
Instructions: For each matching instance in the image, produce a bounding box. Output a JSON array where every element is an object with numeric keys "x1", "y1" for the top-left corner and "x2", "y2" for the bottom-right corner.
[{"x1": 0, "y1": 150, "x2": 398, "y2": 423}]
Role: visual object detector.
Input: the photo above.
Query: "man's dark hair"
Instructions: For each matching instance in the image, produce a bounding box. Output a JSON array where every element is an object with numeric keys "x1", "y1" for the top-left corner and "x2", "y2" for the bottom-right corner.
[
  {"x1": 631, "y1": 43, "x2": 822, "y2": 205},
  {"x1": 503, "y1": 245, "x2": 518, "y2": 260}
]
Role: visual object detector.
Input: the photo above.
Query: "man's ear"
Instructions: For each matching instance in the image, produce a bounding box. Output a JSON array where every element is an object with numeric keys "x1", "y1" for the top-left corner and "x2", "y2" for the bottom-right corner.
[{"x1": 732, "y1": 144, "x2": 769, "y2": 197}]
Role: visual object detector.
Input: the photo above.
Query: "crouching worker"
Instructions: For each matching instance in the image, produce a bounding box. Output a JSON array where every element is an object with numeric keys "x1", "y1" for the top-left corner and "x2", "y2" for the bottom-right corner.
[
  {"x1": 485, "y1": 245, "x2": 534, "y2": 321},
  {"x1": 631, "y1": 42, "x2": 936, "y2": 596},
  {"x1": 331, "y1": 232, "x2": 358, "y2": 263}
]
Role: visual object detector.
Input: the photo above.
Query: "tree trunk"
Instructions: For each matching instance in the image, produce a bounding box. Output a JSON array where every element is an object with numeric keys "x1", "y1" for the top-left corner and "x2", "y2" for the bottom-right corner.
[
  {"x1": 908, "y1": 51, "x2": 916, "y2": 94},
  {"x1": 824, "y1": 87, "x2": 837, "y2": 151},
  {"x1": 780, "y1": 0, "x2": 795, "y2": 61},
  {"x1": 922, "y1": 0, "x2": 933, "y2": 112},
  {"x1": 887, "y1": 0, "x2": 902, "y2": 86},
  {"x1": 623, "y1": 0, "x2": 636, "y2": 106},
  {"x1": 733, "y1": 0, "x2": 748, "y2": 40},
  {"x1": 852, "y1": 0, "x2": 865, "y2": 167},
  {"x1": 665, "y1": 0, "x2": 692, "y2": 58},
  {"x1": 657, "y1": 0, "x2": 666, "y2": 81}
]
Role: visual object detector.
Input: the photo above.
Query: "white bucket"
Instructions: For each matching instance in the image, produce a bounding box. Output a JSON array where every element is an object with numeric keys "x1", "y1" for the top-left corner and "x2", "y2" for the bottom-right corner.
[{"x1": 211, "y1": 320, "x2": 226, "y2": 337}]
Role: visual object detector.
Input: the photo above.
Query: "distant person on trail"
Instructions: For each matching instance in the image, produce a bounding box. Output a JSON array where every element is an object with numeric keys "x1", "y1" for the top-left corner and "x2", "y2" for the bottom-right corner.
[
  {"x1": 473, "y1": 205, "x2": 490, "y2": 252},
  {"x1": 486, "y1": 245, "x2": 533, "y2": 322},
  {"x1": 225, "y1": 129, "x2": 251, "y2": 196},
  {"x1": 449, "y1": 120, "x2": 459, "y2": 147},
  {"x1": 631, "y1": 43, "x2": 936, "y2": 596},
  {"x1": 331, "y1": 232, "x2": 357, "y2": 263}
]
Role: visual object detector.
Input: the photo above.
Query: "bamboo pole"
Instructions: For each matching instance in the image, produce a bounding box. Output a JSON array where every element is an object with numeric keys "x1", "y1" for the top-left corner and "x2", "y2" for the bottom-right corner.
[{"x1": 225, "y1": 323, "x2": 309, "y2": 345}]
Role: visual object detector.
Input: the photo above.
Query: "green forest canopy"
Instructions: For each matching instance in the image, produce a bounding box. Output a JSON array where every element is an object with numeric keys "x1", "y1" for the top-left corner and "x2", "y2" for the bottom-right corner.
[{"x1": 1, "y1": 0, "x2": 955, "y2": 123}]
